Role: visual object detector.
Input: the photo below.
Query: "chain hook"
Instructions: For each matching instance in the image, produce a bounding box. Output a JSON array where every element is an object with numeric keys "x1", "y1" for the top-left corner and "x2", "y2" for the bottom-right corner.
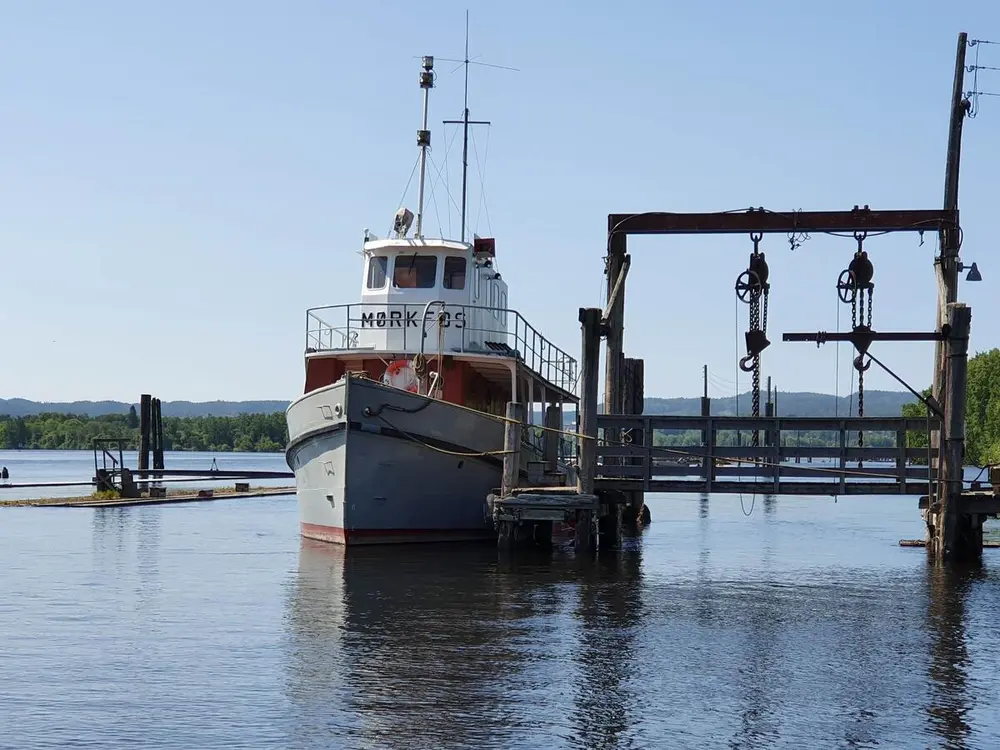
[
  {"x1": 853, "y1": 230, "x2": 867, "y2": 256},
  {"x1": 750, "y1": 231, "x2": 763, "y2": 255}
]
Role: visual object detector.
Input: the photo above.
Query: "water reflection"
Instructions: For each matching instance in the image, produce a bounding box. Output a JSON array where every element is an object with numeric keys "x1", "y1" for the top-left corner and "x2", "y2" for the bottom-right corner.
[
  {"x1": 285, "y1": 542, "x2": 646, "y2": 750},
  {"x1": 925, "y1": 562, "x2": 982, "y2": 749},
  {"x1": 286, "y1": 542, "x2": 526, "y2": 749},
  {"x1": 571, "y1": 551, "x2": 643, "y2": 749}
]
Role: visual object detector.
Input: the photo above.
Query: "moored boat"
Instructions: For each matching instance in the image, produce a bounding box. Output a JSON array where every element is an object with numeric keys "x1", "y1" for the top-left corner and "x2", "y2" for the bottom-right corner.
[{"x1": 285, "y1": 54, "x2": 579, "y2": 545}]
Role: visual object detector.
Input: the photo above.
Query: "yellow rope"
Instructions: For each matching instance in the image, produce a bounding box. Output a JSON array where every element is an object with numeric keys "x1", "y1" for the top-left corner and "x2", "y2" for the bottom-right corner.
[
  {"x1": 369, "y1": 393, "x2": 932, "y2": 485},
  {"x1": 375, "y1": 414, "x2": 514, "y2": 458}
]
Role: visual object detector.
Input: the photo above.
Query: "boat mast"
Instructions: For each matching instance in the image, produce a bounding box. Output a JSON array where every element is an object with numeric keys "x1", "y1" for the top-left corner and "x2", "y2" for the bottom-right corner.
[
  {"x1": 444, "y1": 12, "x2": 491, "y2": 244},
  {"x1": 459, "y1": 15, "x2": 470, "y2": 244},
  {"x1": 415, "y1": 55, "x2": 435, "y2": 239}
]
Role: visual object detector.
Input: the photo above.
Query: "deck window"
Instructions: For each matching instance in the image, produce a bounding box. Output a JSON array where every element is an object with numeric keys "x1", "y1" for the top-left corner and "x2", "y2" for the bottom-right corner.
[
  {"x1": 443, "y1": 257, "x2": 466, "y2": 290},
  {"x1": 366, "y1": 256, "x2": 388, "y2": 289},
  {"x1": 393, "y1": 254, "x2": 437, "y2": 289}
]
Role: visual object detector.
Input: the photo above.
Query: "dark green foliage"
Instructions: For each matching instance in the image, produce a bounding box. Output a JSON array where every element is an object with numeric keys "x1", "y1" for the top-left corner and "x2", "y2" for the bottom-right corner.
[
  {"x1": 0, "y1": 412, "x2": 288, "y2": 452},
  {"x1": 645, "y1": 390, "x2": 913, "y2": 418},
  {"x1": 900, "y1": 349, "x2": 1000, "y2": 467},
  {"x1": 0, "y1": 399, "x2": 290, "y2": 418}
]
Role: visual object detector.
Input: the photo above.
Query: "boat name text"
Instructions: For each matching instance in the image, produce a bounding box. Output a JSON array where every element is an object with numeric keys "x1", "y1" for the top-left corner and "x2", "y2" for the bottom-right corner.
[{"x1": 360, "y1": 310, "x2": 465, "y2": 329}]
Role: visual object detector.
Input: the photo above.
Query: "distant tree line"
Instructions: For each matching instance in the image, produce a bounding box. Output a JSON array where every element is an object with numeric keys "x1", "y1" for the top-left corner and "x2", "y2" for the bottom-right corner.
[
  {"x1": 652, "y1": 429, "x2": 896, "y2": 449},
  {"x1": 0, "y1": 411, "x2": 288, "y2": 452}
]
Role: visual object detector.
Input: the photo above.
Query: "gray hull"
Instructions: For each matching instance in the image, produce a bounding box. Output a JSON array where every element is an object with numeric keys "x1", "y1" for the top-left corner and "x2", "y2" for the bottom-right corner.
[{"x1": 285, "y1": 376, "x2": 504, "y2": 545}]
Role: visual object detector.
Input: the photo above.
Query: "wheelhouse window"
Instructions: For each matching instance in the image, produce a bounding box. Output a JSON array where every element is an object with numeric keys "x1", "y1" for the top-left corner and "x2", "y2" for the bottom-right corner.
[
  {"x1": 443, "y1": 257, "x2": 466, "y2": 290},
  {"x1": 393, "y1": 254, "x2": 437, "y2": 289},
  {"x1": 366, "y1": 256, "x2": 388, "y2": 289},
  {"x1": 500, "y1": 291, "x2": 507, "y2": 324}
]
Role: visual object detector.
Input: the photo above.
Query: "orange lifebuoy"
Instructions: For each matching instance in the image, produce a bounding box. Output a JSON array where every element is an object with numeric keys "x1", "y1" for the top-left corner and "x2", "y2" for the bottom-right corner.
[{"x1": 383, "y1": 359, "x2": 418, "y2": 392}]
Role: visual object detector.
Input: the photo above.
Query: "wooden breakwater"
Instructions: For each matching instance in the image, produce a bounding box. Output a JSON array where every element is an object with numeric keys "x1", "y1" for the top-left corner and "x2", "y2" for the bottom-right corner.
[{"x1": 1, "y1": 485, "x2": 295, "y2": 508}]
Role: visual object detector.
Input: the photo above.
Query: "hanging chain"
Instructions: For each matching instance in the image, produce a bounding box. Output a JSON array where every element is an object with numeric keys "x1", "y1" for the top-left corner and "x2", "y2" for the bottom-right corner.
[
  {"x1": 736, "y1": 232, "x2": 769, "y2": 450},
  {"x1": 751, "y1": 286, "x2": 761, "y2": 447},
  {"x1": 839, "y1": 231, "x2": 875, "y2": 467}
]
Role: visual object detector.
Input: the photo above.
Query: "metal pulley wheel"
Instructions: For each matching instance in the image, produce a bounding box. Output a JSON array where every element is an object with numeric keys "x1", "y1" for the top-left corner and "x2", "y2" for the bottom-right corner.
[
  {"x1": 735, "y1": 270, "x2": 762, "y2": 304},
  {"x1": 837, "y1": 269, "x2": 856, "y2": 304}
]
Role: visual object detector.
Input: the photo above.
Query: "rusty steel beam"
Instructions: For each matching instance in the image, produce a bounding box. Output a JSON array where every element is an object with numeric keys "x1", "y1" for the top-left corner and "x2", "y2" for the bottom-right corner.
[
  {"x1": 783, "y1": 331, "x2": 945, "y2": 344},
  {"x1": 607, "y1": 207, "x2": 958, "y2": 236}
]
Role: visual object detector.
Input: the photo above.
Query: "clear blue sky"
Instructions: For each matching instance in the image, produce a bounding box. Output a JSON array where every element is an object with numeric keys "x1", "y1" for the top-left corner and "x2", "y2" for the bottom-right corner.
[{"x1": 3, "y1": 1, "x2": 998, "y2": 404}]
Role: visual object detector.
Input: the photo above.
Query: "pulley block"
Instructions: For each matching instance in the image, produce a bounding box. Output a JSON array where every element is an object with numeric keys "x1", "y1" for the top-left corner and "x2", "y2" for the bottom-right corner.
[
  {"x1": 849, "y1": 251, "x2": 874, "y2": 289},
  {"x1": 740, "y1": 329, "x2": 771, "y2": 371},
  {"x1": 735, "y1": 270, "x2": 762, "y2": 304},
  {"x1": 836, "y1": 269, "x2": 856, "y2": 304}
]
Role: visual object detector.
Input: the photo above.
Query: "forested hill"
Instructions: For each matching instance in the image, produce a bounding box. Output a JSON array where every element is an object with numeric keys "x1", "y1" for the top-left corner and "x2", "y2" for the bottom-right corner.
[
  {"x1": 645, "y1": 390, "x2": 912, "y2": 417},
  {"x1": 0, "y1": 399, "x2": 289, "y2": 418},
  {"x1": 2, "y1": 390, "x2": 911, "y2": 419}
]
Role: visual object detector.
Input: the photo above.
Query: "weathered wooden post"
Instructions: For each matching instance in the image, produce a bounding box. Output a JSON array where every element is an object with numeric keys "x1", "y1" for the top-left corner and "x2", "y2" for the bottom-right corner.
[
  {"x1": 501, "y1": 402, "x2": 523, "y2": 498},
  {"x1": 603, "y1": 237, "x2": 628, "y2": 428},
  {"x1": 577, "y1": 307, "x2": 603, "y2": 553},
  {"x1": 543, "y1": 403, "x2": 561, "y2": 474},
  {"x1": 701, "y1": 364, "x2": 712, "y2": 483},
  {"x1": 934, "y1": 303, "x2": 976, "y2": 560},
  {"x1": 138, "y1": 394, "x2": 151, "y2": 477},
  {"x1": 152, "y1": 398, "x2": 165, "y2": 471},
  {"x1": 931, "y1": 32, "x2": 970, "y2": 538},
  {"x1": 618, "y1": 355, "x2": 646, "y2": 527}
]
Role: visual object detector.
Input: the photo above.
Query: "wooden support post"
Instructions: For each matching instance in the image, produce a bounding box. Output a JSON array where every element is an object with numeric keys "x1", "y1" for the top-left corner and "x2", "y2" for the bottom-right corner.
[
  {"x1": 765, "y1": 376, "x2": 774, "y2": 447},
  {"x1": 578, "y1": 308, "x2": 602, "y2": 497},
  {"x1": 138, "y1": 394, "x2": 151, "y2": 476},
  {"x1": 151, "y1": 398, "x2": 163, "y2": 471},
  {"x1": 603, "y1": 234, "x2": 627, "y2": 462},
  {"x1": 700, "y1": 365, "x2": 712, "y2": 484},
  {"x1": 933, "y1": 304, "x2": 977, "y2": 560},
  {"x1": 501, "y1": 402, "x2": 523, "y2": 498},
  {"x1": 544, "y1": 404, "x2": 561, "y2": 473},
  {"x1": 896, "y1": 427, "x2": 907, "y2": 495},
  {"x1": 620, "y1": 356, "x2": 646, "y2": 526},
  {"x1": 931, "y1": 32, "x2": 970, "y2": 513}
]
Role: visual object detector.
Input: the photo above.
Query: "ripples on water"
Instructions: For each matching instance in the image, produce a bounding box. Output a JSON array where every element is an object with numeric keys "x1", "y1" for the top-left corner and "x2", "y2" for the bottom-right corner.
[{"x1": 1, "y1": 491, "x2": 999, "y2": 749}]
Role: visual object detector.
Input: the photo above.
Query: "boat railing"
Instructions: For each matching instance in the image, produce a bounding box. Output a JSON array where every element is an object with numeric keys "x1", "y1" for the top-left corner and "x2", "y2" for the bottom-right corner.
[{"x1": 305, "y1": 302, "x2": 579, "y2": 395}]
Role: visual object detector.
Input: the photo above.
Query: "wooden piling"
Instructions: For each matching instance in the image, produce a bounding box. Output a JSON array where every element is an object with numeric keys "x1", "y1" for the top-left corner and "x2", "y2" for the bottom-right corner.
[
  {"x1": 603, "y1": 239, "x2": 627, "y2": 423},
  {"x1": 578, "y1": 308, "x2": 602, "y2": 497},
  {"x1": 934, "y1": 303, "x2": 977, "y2": 560},
  {"x1": 543, "y1": 404, "x2": 561, "y2": 473},
  {"x1": 139, "y1": 394, "x2": 151, "y2": 476},
  {"x1": 152, "y1": 398, "x2": 165, "y2": 472},
  {"x1": 501, "y1": 402, "x2": 523, "y2": 498},
  {"x1": 621, "y1": 356, "x2": 645, "y2": 525},
  {"x1": 930, "y1": 32, "x2": 970, "y2": 535}
]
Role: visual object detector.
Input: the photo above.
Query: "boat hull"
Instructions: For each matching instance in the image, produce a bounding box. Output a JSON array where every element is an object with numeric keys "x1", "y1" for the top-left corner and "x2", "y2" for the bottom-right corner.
[{"x1": 285, "y1": 376, "x2": 504, "y2": 545}]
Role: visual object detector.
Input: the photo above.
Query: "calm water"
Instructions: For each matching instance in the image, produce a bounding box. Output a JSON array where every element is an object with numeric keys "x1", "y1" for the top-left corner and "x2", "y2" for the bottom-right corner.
[{"x1": 2, "y1": 453, "x2": 1000, "y2": 748}]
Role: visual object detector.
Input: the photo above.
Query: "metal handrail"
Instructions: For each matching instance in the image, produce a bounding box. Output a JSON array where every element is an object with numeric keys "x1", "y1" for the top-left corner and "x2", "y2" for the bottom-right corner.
[{"x1": 304, "y1": 302, "x2": 579, "y2": 394}]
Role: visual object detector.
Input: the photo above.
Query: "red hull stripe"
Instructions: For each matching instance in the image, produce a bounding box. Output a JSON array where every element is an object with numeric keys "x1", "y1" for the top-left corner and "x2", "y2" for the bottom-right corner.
[{"x1": 300, "y1": 522, "x2": 494, "y2": 546}]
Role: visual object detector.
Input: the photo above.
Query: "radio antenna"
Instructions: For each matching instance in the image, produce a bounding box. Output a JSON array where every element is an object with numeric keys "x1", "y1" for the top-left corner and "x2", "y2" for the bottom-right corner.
[{"x1": 440, "y1": 11, "x2": 518, "y2": 243}]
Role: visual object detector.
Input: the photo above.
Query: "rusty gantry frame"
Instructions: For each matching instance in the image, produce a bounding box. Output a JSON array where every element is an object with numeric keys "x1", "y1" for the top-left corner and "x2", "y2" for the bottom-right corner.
[
  {"x1": 601, "y1": 203, "x2": 973, "y2": 560},
  {"x1": 597, "y1": 33, "x2": 984, "y2": 563}
]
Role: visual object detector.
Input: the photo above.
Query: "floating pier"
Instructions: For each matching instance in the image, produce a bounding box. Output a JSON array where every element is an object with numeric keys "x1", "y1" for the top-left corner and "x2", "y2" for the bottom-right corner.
[{"x1": 1, "y1": 485, "x2": 295, "y2": 508}]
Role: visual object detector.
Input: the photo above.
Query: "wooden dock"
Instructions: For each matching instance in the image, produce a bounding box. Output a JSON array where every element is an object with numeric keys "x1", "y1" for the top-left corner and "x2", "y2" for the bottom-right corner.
[
  {"x1": 1, "y1": 486, "x2": 296, "y2": 508},
  {"x1": 490, "y1": 488, "x2": 600, "y2": 553},
  {"x1": 595, "y1": 415, "x2": 942, "y2": 496}
]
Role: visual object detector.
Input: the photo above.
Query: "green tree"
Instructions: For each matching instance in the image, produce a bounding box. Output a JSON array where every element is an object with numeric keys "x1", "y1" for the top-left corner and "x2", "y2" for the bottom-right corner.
[
  {"x1": 900, "y1": 348, "x2": 1000, "y2": 467},
  {"x1": 127, "y1": 405, "x2": 139, "y2": 429}
]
